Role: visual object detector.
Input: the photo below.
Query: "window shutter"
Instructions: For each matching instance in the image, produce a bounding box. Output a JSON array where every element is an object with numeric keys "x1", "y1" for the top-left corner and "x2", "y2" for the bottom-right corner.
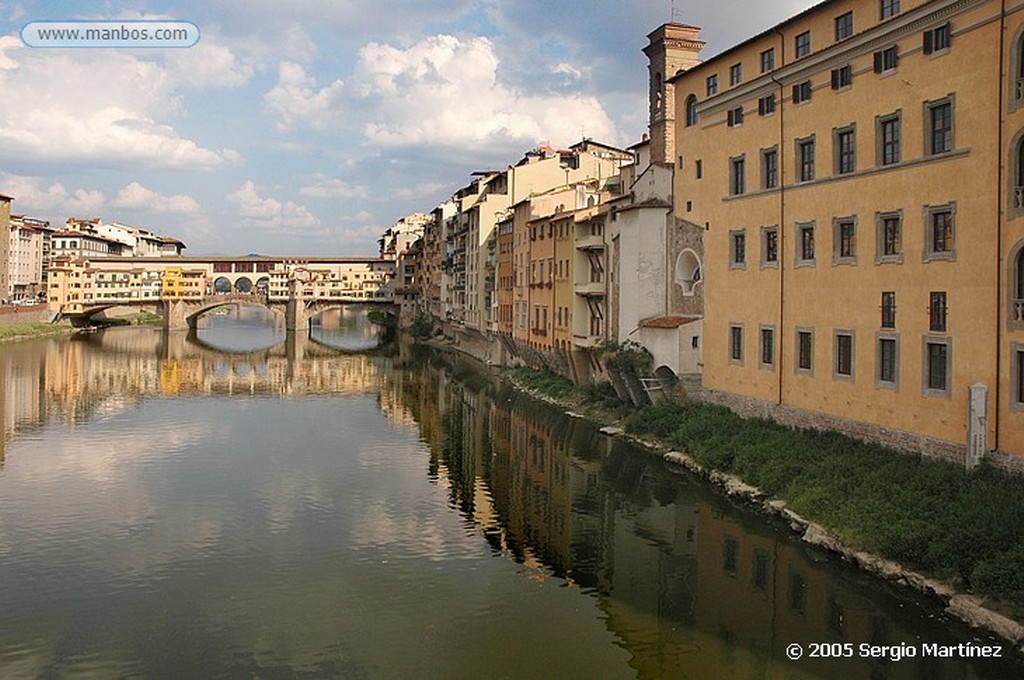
[
  {"x1": 792, "y1": 84, "x2": 799, "y2": 101},
  {"x1": 924, "y1": 29, "x2": 934, "y2": 55},
  {"x1": 758, "y1": 98, "x2": 765, "y2": 115},
  {"x1": 873, "y1": 51, "x2": 883, "y2": 73},
  {"x1": 831, "y1": 69, "x2": 840, "y2": 89},
  {"x1": 727, "y1": 109, "x2": 735, "y2": 126}
]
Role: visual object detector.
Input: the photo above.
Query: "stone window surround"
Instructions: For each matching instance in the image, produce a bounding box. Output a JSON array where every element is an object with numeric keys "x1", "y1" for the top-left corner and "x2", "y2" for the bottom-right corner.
[
  {"x1": 796, "y1": 326, "x2": 814, "y2": 375},
  {"x1": 923, "y1": 94, "x2": 955, "y2": 157},
  {"x1": 760, "y1": 224, "x2": 779, "y2": 269},
  {"x1": 875, "y1": 209, "x2": 904, "y2": 264},
  {"x1": 876, "y1": 109, "x2": 902, "y2": 167},
  {"x1": 832, "y1": 215, "x2": 858, "y2": 266},
  {"x1": 875, "y1": 331, "x2": 900, "y2": 390},
  {"x1": 833, "y1": 123, "x2": 856, "y2": 175},
  {"x1": 834, "y1": 329, "x2": 856, "y2": 382},
  {"x1": 1012, "y1": 342, "x2": 1024, "y2": 412},
  {"x1": 922, "y1": 335, "x2": 952, "y2": 399},
  {"x1": 730, "y1": 323, "x2": 744, "y2": 365},
  {"x1": 922, "y1": 201, "x2": 957, "y2": 263},
  {"x1": 795, "y1": 220, "x2": 816, "y2": 268},
  {"x1": 760, "y1": 324, "x2": 776, "y2": 370},
  {"x1": 796, "y1": 134, "x2": 815, "y2": 182},
  {"x1": 729, "y1": 228, "x2": 747, "y2": 269}
]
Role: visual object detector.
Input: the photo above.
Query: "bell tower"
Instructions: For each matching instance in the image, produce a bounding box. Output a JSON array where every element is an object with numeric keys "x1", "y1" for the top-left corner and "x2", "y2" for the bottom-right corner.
[{"x1": 643, "y1": 23, "x2": 704, "y2": 165}]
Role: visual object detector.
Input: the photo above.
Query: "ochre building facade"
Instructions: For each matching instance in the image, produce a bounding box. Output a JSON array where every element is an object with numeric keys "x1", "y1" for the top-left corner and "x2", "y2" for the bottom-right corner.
[{"x1": 666, "y1": 0, "x2": 1024, "y2": 464}]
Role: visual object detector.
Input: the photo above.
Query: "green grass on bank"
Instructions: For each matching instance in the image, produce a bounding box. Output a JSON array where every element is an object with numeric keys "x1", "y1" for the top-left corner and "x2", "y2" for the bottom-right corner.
[
  {"x1": 622, "y1": 402, "x2": 1024, "y2": 605},
  {"x1": 509, "y1": 366, "x2": 1024, "y2": 608},
  {"x1": 97, "y1": 311, "x2": 163, "y2": 327},
  {"x1": 508, "y1": 367, "x2": 629, "y2": 416},
  {"x1": 0, "y1": 323, "x2": 72, "y2": 340}
]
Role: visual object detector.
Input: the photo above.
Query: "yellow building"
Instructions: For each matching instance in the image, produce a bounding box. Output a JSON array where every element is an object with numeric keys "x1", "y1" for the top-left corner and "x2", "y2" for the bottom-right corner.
[{"x1": 666, "y1": 0, "x2": 1024, "y2": 465}]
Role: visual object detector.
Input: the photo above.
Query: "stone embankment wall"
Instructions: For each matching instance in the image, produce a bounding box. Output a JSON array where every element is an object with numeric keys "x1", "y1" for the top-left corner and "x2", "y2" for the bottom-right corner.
[
  {"x1": 0, "y1": 306, "x2": 57, "y2": 326},
  {"x1": 701, "y1": 388, "x2": 1024, "y2": 475}
]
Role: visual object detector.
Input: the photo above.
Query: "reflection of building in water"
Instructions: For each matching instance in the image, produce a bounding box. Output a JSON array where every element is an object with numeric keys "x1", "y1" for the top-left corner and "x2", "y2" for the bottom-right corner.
[
  {"x1": 398, "y1": 355, "x2": 987, "y2": 679},
  {"x1": 1, "y1": 328, "x2": 410, "y2": 455}
]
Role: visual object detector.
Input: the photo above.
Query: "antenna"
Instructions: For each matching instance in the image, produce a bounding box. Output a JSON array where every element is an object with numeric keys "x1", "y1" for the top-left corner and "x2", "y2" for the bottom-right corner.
[{"x1": 671, "y1": 0, "x2": 685, "y2": 23}]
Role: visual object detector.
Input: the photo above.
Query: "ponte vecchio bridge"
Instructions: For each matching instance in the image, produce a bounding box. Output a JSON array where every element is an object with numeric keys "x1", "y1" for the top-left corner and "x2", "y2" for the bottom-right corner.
[{"x1": 48, "y1": 256, "x2": 397, "y2": 331}]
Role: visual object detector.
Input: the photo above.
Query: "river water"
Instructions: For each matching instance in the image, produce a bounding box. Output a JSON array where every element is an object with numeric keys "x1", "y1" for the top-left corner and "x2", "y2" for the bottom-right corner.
[{"x1": 0, "y1": 307, "x2": 1020, "y2": 679}]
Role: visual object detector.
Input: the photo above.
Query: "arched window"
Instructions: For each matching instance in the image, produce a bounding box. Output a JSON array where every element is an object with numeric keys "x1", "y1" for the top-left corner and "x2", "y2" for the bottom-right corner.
[
  {"x1": 675, "y1": 249, "x2": 702, "y2": 295},
  {"x1": 653, "y1": 72, "x2": 663, "y2": 112},
  {"x1": 1016, "y1": 138, "x2": 1024, "y2": 208},
  {"x1": 685, "y1": 95, "x2": 698, "y2": 127}
]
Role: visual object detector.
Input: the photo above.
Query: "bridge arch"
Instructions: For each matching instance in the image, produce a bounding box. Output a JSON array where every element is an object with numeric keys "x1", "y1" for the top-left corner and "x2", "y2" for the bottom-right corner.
[{"x1": 184, "y1": 295, "x2": 283, "y2": 329}]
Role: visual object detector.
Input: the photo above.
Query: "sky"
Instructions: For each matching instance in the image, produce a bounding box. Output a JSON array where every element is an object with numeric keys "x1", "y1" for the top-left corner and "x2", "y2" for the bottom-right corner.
[{"x1": 1, "y1": 0, "x2": 818, "y2": 257}]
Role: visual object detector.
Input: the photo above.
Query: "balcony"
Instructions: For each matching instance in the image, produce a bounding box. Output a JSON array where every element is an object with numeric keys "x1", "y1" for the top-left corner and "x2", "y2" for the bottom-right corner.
[
  {"x1": 1016, "y1": 187, "x2": 1024, "y2": 210},
  {"x1": 1015, "y1": 298, "x2": 1024, "y2": 322},
  {"x1": 572, "y1": 333, "x2": 601, "y2": 348},
  {"x1": 574, "y1": 281, "x2": 605, "y2": 296},
  {"x1": 575, "y1": 234, "x2": 605, "y2": 250}
]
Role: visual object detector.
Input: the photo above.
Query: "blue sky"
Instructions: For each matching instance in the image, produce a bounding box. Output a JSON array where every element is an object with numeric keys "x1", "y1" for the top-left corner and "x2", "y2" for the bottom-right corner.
[{"x1": 1, "y1": 1, "x2": 817, "y2": 256}]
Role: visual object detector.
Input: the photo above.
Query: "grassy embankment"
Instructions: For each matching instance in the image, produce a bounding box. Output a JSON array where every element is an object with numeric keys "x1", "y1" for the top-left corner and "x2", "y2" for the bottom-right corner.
[
  {"x1": 0, "y1": 323, "x2": 73, "y2": 342},
  {"x1": 508, "y1": 366, "x2": 1024, "y2": 614}
]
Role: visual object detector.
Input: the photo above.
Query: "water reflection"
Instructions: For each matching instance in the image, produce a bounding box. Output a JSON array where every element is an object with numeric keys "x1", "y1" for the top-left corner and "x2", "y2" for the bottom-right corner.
[
  {"x1": 310, "y1": 307, "x2": 382, "y2": 352},
  {"x1": 0, "y1": 331, "x2": 1021, "y2": 678},
  {"x1": 194, "y1": 304, "x2": 286, "y2": 353},
  {"x1": 397, "y1": 349, "x2": 1024, "y2": 680}
]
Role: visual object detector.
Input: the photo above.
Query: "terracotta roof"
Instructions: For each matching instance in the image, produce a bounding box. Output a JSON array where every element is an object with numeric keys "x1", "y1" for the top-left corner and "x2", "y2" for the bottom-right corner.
[{"x1": 639, "y1": 315, "x2": 701, "y2": 329}]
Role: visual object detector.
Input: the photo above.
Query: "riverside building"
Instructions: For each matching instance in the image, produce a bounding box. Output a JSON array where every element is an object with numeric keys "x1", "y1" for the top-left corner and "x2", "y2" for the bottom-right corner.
[{"x1": 662, "y1": 0, "x2": 1024, "y2": 465}]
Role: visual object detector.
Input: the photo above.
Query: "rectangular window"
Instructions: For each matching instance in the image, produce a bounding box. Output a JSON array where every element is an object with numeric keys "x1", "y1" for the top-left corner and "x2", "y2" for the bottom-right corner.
[
  {"x1": 762, "y1": 148, "x2": 778, "y2": 189},
  {"x1": 929, "y1": 101, "x2": 952, "y2": 155},
  {"x1": 927, "y1": 207, "x2": 955, "y2": 258},
  {"x1": 795, "y1": 31, "x2": 811, "y2": 59},
  {"x1": 874, "y1": 46, "x2": 899, "y2": 73},
  {"x1": 798, "y1": 330, "x2": 813, "y2": 371},
  {"x1": 878, "y1": 212, "x2": 902, "y2": 261},
  {"x1": 761, "y1": 327, "x2": 775, "y2": 367},
  {"x1": 836, "y1": 127, "x2": 856, "y2": 174},
  {"x1": 798, "y1": 138, "x2": 815, "y2": 181},
  {"x1": 924, "y1": 23, "x2": 951, "y2": 54},
  {"x1": 707, "y1": 74, "x2": 718, "y2": 96},
  {"x1": 930, "y1": 291, "x2": 947, "y2": 332},
  {"x1": 793, "y1": 80, "x2": 812, "y2": 104},
  {"x1": 878, "y1": 336, "x2": 898, "y2": 386},
  {"x1": 761, "y1": 48, "x2": 775, "y2": 73},
  {"x1": 762, "y1": 226, "x2": 779, "y2": 265},
  {"x1": 880, "y1": 115, "x2": 900, "y2": 165},
  {"x1": 835, "y1": 12, "x2": 853, "y2": 42},
  {"x1": 834, "y1": 218, "x2": 856, "y2": 263},
  {"x1": 881, "y1": 291, "x2": 896, "y2": 328},
  {"x1": 730, "y1": 63, "x2": 742, "y2": 86},
  {"x1": 835, "y1": 332, "x2": 854, "y2": 378},
  {"x1": 727, "y1": 106, "x2": 744, "y2": 127},
  {"x1": 724, "y1": 538, "x2": 739, "y2": 575},
  {"x1": 731, "y1": 230, "x2": 747, "y2": 267},
  {"x1": 730, "y1": 157, "x2": 745, "y2": 195},
  {"x1": 831, "y1": 64, "x2": 853, "y2": 90},
  {"x1": 695, "y1": 159, "x2": 703, "y2": 179},
  {"x1": 926, "y1": 340, "x2": 949, "y2": 393},
  {"x1": 798, "y1": 222, "x2": 816, "y2": 264},
  {"x1": 730, "y1": 325, "x2": 744, "y2": 363},
  {"x1": 758, "y1": 94, "x2": 776, "y2": 116},
  {"x1": 881, "y1": 0, "x2": 901, "y2": 19}
]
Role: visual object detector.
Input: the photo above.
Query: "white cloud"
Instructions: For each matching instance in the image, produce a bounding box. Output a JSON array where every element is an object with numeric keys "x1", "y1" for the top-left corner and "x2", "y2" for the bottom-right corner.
[
  {"x1": 0, "y1": 36, "x2": 232, "y2": 169},
  {"x1": 396, "y1": 183, "x2": 447, "y2": 200},
  {"x1": 264, "y1": 61, "x2": 345, "y2": 131},
  {"x1": 298, "y1": 175, "x2": 368, "y2": 199},
  {"x1": 111, "y1": 182, "x2": 201, "y2": 214},
  {"x1": 227, "y1": 181, "x2": 321, "y2": 231},
  {"x1": 0, "y1": 173, "x2": 105, "y2": 216},
  {"x1": 351, "y1": 35, "x2": 620, "y2": 149}
]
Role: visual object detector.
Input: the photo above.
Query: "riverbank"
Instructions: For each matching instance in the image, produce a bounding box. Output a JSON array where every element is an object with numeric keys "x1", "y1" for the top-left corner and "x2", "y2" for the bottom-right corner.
[
  {"x1": 0, "y1": 322, "x2": 75, "y2": 343},
  {"x1": 497, "y1": 364, "x2": 1024, "y2": 652}
]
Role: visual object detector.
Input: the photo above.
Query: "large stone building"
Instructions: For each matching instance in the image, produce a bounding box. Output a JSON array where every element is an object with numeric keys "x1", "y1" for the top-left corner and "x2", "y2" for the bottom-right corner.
[
  {"x1": 666, "y1": 0, "x2": 1024, "y2": 464},
  {"x1": 0, "y1": 194, "x2": 11, "y2": 303}
]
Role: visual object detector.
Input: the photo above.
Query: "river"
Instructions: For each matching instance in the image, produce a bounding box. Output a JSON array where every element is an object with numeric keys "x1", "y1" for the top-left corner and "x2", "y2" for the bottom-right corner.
[{"x1": 0, "y1": 306, "x2": 1019, "y2": 678}]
